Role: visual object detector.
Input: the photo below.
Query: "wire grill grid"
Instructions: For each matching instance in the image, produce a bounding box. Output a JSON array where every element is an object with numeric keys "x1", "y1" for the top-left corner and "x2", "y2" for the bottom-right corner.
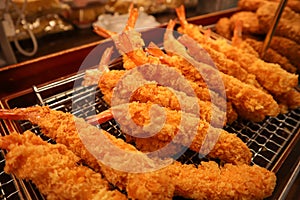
[
  {"x1": 0, "y1": 151, "x2": 21, "y2": 200},
  {"x1": 0, "y1": 73, "x2": 299, "y2": 199}
]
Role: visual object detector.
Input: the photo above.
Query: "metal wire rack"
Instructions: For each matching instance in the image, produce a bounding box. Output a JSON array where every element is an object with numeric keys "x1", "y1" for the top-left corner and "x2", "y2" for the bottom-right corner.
[{"x1": 0, "y1": 71, "x2": 299, "y2": 199}]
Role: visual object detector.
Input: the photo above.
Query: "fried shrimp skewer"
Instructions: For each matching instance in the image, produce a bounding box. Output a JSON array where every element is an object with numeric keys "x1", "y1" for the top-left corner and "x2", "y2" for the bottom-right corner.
[
  {"x1": 0, "y1": 131, "x2": 126, "y2": 200},
  {"x1": 243, "y1": 38, "x2": 297, "y2": 73},
  {"x1": 98, "y1": 69, "x2": 237, "y2": 124},
  {"x1": 162, "y1": 19, "x2": 280, "y2": 121},
  {"x1": 87, "y1": 101, "x2": 252, "y2": 165},
  {"x1": 0, "y1": 106, "x2": 276, "y2": 200},
  {"x1": 0, "y1": 106, "x2": 174, "y2": 199},
  {"x1": 175, "y1": 5, "x2": 298, "y2": 95},
  {"x1": 230, "y1": 20, "x2": 297, "y2": 73},
  {"x1": 256, "y1": 2, "x2": 300, "y2": 44}
]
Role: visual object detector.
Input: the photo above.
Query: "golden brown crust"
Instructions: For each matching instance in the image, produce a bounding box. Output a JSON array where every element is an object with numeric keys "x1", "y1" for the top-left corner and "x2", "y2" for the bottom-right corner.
[
  {"x1": 111, "y1": 102, "x2": 252, "y2": 164},
  {"x1": 270, "y1": 36, "x2": 300, "y2": 71},
  {"x1": 244, "y1": 38, "x2": 297, "y2": 73},
  {"x1": 0, "y1": 131, "x2": 126, "y2": 200},
  {"x1": 256, "y1": 3, "x2": 300, "y2": 44},
  {"x1": 215, "y1": 17, "x2": 232, "y2": 40}
]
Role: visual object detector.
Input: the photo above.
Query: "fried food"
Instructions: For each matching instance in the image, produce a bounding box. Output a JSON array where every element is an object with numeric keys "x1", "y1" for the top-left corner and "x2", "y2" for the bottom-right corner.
[
  {"x1": 170, "y1": 161, "x2": 276, "y2": 200},
  {"x1": 244, "y1": 38, "x2": 297, "y2": 73},
  {"x1": 239, "y1": 0, "x2": 300, "y2": 13},
  {"x1": 229, "y1": 11, "x2": 265, "y2": 35},
  {"x1": 0, "y1": 106, "x2": 277, "y2": 199},
  {"x1": 98, "y1": 69, "x2": 237, "y2": 124},
  {"x1": 0, "y1": 106, "x2": 174, "y2": 199},
  {"x1": 215, "y1": 17, "x2": 232, "y2": 40},
  {"x1": 178, "y1": 34, "x2": 262, "y2": 89},
  {"x1": 130, "y1": 83, "x2": 226, "y2": 125},
  {"x1": 256, "y1": 2, "x2": 300, "y2": 44},
  {"x1": 82, "y1": 47, "x2": 113, "y2": 87},
  {"x1": 0, "y1": 131, "x2": 126, "y2": 200},
  {"x1": 238, "y1": 0, "x2": 267, "y2": 11},
  {"x1": 98, "y1": 67, "x2": 227, "y2": 125},
  {"x1": 210, "y1": 38, "x2": 298, "y2": 95},
  {"x1": 269, "y1": 36, "x2": 300, "y2": 71},
  {"x1": 89, "y1": 101, "x2": 252, "y2": 165},
  {"x1": 163, "y1": 18, "x2": 280, "y2": 121},
  {"x1": 275, "y1": 89, "x2": 300, "y2": 111},
  {"x1": 176, "y1": 6, "x2": 298, "y2": 96}
]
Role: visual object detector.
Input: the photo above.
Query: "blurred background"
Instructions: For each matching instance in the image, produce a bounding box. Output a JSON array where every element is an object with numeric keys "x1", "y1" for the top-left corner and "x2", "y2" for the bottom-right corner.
[{"x1": 0, "y1": 0, "x2": 238, "y2": 67}]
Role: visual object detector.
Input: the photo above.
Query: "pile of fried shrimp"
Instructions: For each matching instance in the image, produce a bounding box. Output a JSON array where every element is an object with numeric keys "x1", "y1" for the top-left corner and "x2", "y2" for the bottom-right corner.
[
  {"x1": 1, "y1": 4, "x2": 299, "y2": 200},
  {"x1": 216, "y1": 0, "x2": 300, "y2": 73}
]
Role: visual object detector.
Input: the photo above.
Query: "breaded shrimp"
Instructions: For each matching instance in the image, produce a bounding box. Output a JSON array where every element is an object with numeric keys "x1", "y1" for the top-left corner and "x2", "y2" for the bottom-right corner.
[
  {"x1": 176, "y1": 5, "x2": 299, "y2": 95},
  {"x1": 0, "y1": 106, "x2": 276, "y2": 200},
  {"x1": 169, "y1": 161, "x2": 276, "y2": 200},
  {"x1": 256, "y1": 2, "x2": 300, "y2": 44},
  {"x1": 163, "y1": 17, "x2": 280, "y2": 121},
  {"x1": 269, "y1": 36, "x2": 300, "y2": 71},
  {"x1": 87, "y1": 101, "x2": 252, "y2": 165},
  {"x1": 215, "y1": 17, "x2": 232, "y2": 40},
  {"x1": 0, "y1": 106, "x2": 174, "y2": 199},
  {"x1": 82, "y1": 47, "x2": 113, "y2": 87},
  {"x1": 229, "y1": 11, "x2": 265, "y2": 35},
  {"x1": 244, "y1": 38, "x2": 297, "y2": 73},
  {"x1": 98, "y1": 69, "x2": 237, "y2": 124},
  {"x1": 0, "y1": 131, "x2": 126, "y2": 200}
]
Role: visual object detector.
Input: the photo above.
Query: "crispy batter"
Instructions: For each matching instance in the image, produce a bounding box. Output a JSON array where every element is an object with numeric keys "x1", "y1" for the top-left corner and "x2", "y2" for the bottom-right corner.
[
  {"x1": 99, "y1": 70, "x2": 237, "y2": 124},
  {"x1": 0, "y1": 106, "x2": 276, "y2": 199},
  {"x1": 256, "y1": 2, "x2": 300, "y2": 44},
  {"x1": 275, "y1": 89, "x2": 300, "y2": 110},
  {"x1": 215, "y1": 17, "x2": 232, "y2": 40},
  {"x1": 229, "y1": 11, "x2": 265, "y2": 35},
  {"x1": 165, "y1": 34, "x2": 280, "y2": 121},
  {"x1": 170, "y1": 161, "x2": 276, "y2": 200},
  {"x1": 175, "y1": 5, "x2": 298, "y2": 96},
  {"x1": 131, "y1": 83, "x2": 226, "y2": 125},
  {"x1": 127, "y1": 160, "x2": 277, "y2": 200},
  {"x1": 210, "y1": 38, "x2": 298, "y2": 95},
  {"x1": 0, "y1": 131, "x2": 125, "y2": 200},
  {"x1": 244, "y1": 38, "x2": 297, "y2": 73},
  {"x1": 239, "y1": 0, "x2": 300, "y2": 13},
  {"x1": 269, "y1": 36, "x2": 300, "y2": 71},
  {"x1": 111, "y1": 101, "x2": 252, "y2": 165},
  {"x1": 0, "y1": 106, "x2": 174, "y2": 199},
  {"x1": 98, "y1": 70, "x2": 127, "y2": 104},
  {"x1": 178, "y1": 35, "x2": 262, "y2": 89}
]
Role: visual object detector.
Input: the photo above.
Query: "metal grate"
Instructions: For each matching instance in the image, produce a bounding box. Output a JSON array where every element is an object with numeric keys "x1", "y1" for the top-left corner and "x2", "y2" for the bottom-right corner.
[
  {"x1": 0, "y1": 72, "x2": 299, "y2": 199},
  {"x1": 0, "y1": 150, "x2": 21, "y2": 200},
  {"x1": 225, "y1": 110, "x2": 299, "y2": 168}
]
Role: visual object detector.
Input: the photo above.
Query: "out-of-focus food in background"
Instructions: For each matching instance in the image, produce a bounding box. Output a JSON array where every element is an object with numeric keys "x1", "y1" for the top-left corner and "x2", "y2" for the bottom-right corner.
[
  {"x1": 215, "y1": 0, "x2": 300, "y2": 72},
  {"x1": 104, "y1": 0, "x2": 198, "y2": 14},
  {"x1": 2, "y1": 0, "x2": 73, "y2": 40}
]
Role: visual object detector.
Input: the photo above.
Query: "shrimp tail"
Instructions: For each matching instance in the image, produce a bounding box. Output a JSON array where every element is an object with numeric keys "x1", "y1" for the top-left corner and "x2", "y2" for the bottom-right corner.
[
  {"x1": 175, "y1": 5, "x2": 188, "y2": 27},
  {"x1": 85, "y1": 109, "x2": 114, "y2": 125}
]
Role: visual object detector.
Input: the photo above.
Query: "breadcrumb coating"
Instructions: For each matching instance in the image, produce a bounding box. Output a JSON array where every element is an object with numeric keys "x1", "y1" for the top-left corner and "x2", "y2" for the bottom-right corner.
[
  {"x1": 0, "y1": 106, "x2": 276, "y2": 200},
  {"x1": 111, "y1": 102, "x2": 252, "y2": 164},
  {"x1": 244, "y1": 38, "x2": 297, "y2": 73},
  {"x1": 0, "y1": 131, "x2": 126, "y2": 200},
  {"x1": 256, "y1": 2, "x2": 300, "y2": 44},
  {"x1": 99, "y1": 70, "x2": 237, "y2": 124}
]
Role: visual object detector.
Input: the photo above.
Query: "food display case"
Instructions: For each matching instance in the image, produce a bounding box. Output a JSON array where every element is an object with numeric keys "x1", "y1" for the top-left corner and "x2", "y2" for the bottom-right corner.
[{"x1": 0, "y1": 6, "x2": 299, "y2": 200}]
